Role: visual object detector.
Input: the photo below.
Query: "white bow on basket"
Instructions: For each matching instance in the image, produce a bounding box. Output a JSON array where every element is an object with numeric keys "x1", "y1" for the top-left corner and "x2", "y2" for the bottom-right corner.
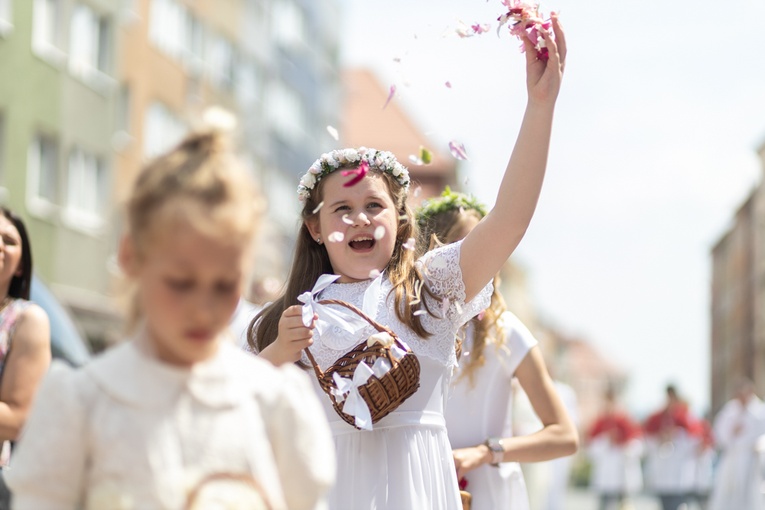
[{"x1": 302, "y1": 296, "x2": 421, "y2": 431}]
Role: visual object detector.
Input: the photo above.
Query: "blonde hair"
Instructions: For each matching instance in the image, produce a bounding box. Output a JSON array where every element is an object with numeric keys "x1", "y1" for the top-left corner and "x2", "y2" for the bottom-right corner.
[
  {"x1": 123, "y1": 130, "x2": 262, "y2": 329},
  {"x1": 417, "y1": 197, "x2": 507, "y2": 387},
  {"x1": 251, "y1": 167, "x2": 433, "y2": 358}
]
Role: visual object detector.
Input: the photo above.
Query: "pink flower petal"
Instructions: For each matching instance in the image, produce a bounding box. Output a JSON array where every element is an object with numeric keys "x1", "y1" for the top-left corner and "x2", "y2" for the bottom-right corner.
[
  {"x1": 445, "y1": 81, "x2": 452, "y2": 88},
  {"x1": 382, "y1": 84, "x2": 396, "y2": 110},
  {"x1": 341, "y1": 160, "x2": 369, "y2": 187},
  {"x1": 402, "y1": 237, "x2": 416, "y2": 251},
  {"x1": 369, "y1": 269, "x2": 381, "y2": 278},
  {"x1": 448, "y1": 140, "x2": 469, "y2": 160}
]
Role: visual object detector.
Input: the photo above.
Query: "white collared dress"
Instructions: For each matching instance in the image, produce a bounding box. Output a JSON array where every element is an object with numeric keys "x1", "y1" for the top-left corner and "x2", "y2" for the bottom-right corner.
[
  {"x1": 5, "y1": 338, "x2": 335, "y2": 510},
  {"x1": 302, "y1": 241, "x2": 492, "y2": 510}
]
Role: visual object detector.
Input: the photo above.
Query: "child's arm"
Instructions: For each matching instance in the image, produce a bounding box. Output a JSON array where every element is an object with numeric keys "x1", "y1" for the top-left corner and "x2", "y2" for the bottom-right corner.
[
  {"x1": 460, "y1": 14, "x2": 567, "y2": 302},
  {"x1": 4, "y1": 363, "x2": 88, "y2": 509},
  {"x1": 453, "y1": 346, "x2": 578, "y2": 478}
]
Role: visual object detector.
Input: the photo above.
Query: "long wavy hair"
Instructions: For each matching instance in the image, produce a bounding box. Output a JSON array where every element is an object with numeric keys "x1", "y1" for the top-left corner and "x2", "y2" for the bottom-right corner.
[
  {"x1": 250, "y1": 168, "x2": 434, "y2": 359},
  {"x1": 1, "y1": 207, "x2": 33, "y2": 300},
  {"x1": 416, "y1": 195, "x2": 507, "y2": 386}
]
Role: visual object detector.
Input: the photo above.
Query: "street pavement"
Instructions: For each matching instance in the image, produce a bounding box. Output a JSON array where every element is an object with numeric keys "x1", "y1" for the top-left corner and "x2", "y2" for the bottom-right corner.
[{"x1": 558, "y1": 487, "x2": 704, "y2": 510}]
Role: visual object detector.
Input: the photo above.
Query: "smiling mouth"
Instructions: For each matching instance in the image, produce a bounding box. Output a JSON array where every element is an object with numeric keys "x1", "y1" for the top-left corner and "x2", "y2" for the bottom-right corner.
[{"x1": 349, "y1": 237, "x2": 375, "y2": 251}]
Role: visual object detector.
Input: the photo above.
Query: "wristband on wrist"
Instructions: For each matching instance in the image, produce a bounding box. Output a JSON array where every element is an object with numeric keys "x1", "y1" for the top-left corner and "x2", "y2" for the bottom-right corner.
[{"x1": 484, "y1": 437, "x2": 505, "y2": 466}]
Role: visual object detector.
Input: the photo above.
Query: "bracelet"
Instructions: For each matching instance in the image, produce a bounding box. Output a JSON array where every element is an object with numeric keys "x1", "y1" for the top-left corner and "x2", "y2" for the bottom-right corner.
[{"x1": 484, "y1": 437, "x2": 505, "y2": 466}]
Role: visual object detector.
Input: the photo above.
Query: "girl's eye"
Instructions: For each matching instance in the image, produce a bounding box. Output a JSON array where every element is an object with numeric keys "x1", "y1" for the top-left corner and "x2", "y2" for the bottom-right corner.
[
  {"x1": 367, "y1": 202, "x2": 383, "y2": 209},
  {"x1": 2, "y1": 236, "x2": 17, "y2": 246},
  {"x1": 334, "y1": 205, "x2": 351, "y2": 212},
  {"x1": 165, "y1": 279, "x2": 194, "y2": 292},
  {"x1": 214, "y1": 281, "x2": 238, "y2": 294}
]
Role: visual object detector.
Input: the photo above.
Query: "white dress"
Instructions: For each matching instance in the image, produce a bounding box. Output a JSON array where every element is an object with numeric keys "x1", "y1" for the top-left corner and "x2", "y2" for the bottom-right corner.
[
  {"x1": 445, "y1": 311, "x2": 537, "y2": 510},
  {"x1": 5, "y1": 337, "x2": 336, "y2": 510},
  {"x1": 708, "y1": 397, "x2": 765, "y2": 510},
  {"x1": 303, "y1": 241, "x2": 492, "y2": 510}
]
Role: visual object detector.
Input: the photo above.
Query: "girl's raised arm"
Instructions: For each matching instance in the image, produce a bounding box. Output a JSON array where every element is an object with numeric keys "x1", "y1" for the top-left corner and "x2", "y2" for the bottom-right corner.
[{"x1": 460, "y1": 14, "x2": 566, "y2": 301}]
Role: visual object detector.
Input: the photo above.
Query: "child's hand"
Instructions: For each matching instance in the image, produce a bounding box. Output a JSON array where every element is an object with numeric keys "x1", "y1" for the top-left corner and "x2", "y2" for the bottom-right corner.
[
  {"x1": 274, "y1": 305, "x2": 317, "y2": 363},
  {"x1": 524, "y1": 12, "x2": 567, "y2": 107},
  {"x1": 453, "y1": 445, "x2": 492, "y2": 479}
]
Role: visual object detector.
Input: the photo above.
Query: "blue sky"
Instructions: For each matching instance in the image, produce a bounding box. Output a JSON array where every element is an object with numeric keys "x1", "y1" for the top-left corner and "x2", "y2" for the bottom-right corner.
[{"x1": 337, "y1": 0, "x2": 765, "y2": 416}]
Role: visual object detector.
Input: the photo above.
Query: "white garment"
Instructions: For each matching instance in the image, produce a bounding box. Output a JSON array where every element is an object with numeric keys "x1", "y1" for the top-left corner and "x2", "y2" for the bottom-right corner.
[
  {"x1": 5, "y1": 338, "x2": 335, "y2": 510},
  {"x1": 708, "y1": 397, "x2": 765, "y2": 510},
  {"x1": 445, "y1": 311, "x2": 537, "y2": 510},
  {"x1": 588, "y1": 436, "x2": 643, "y2": 494},
  {"x1": 302, "y1": 241, "x2": 492, "y2": 510},
  {"x1": 644, "y1": 429, "x2": 697, "y2": 495},
  {"x1": 229, "y1": 298, "x2": 261, "y2": 349}
]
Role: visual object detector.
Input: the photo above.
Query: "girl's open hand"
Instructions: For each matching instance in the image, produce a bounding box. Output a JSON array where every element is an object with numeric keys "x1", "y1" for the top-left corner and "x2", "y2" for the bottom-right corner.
[
  {"x1": 274, "y1": 305, "x2": 317, "y2": 364},
  {"x1": 524, "y1": 13, "x2": 567, "y2": 106}
]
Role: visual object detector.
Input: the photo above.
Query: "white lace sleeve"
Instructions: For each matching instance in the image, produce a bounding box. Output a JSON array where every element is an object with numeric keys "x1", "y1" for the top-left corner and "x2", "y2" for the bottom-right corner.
[{"x1": 418, "y1": 240, "x2": 493, "y2": 330}]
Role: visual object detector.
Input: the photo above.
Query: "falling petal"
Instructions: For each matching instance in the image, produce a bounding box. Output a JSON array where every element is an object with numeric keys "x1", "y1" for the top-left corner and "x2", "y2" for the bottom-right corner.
[
  {"x1": 328, "y1": 231, "x2": 345, "y2": 243},
  {"x1": 326, "y1": 125, "x2": 339, "y2": 141},
  {"x1": 455, "y1": 301, "x2": 463, "y2": 314},
  {"x1": 342, "y1": 214, "x2": 354, "y2": 225},
  {"x1": 373, "y1": 225, "x2": 385, "y2": 240},
  {"x1": 445, "y1": 81, "x2": 452, "y2": 88},
  {"x1": 409, "y1": 155, "x2": 424, "y2": 166},
  {"x1": 409, "y1": 280, "x2": 424, "y2": 306},
  {"x1": 477, "y1": 310, "x2": 486, "y2": 321},
  {"x1": 413, "y1": 310, "x2": 426, "y2": 316},
  {"x1": 441, "y1": 297, "x2": 450, "y2": 317},
  {"x1": 368, "y1": 269, "x2": 381, "y2": 278},
  {"x1": 382, "y1": 84, "x2": 396, "y2": 110},
  {"x1": 312, "y1": 201, "x2": 324, "y2": 214},
  {"x1": 402, "y1": 237, "x2": 416, "y2": 251},
  {"x1": 413, "y1": 186, "x2": 422, "y2": 198},
  {"x1": 448, "y1": 140, "x2": 468, "y2": 160},
  {"x1": 342, "y1": 160, "x2": 369, "y2": 187},
  {"x1": 419, "y1": 146, "x2": 432, "y2": 165},
  {"x1": 398, "y1": 214, "x2": 409, "y2": 221}
]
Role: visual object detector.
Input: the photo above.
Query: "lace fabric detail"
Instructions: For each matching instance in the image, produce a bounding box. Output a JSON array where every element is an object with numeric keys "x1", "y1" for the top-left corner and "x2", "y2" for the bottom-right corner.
[{"x1": 302, "y1": 242, "x2": 492, "y2": 371}]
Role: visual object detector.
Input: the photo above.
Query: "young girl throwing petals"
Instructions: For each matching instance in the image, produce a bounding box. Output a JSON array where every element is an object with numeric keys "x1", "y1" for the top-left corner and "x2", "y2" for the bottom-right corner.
[
  {"x1": 6, "y1": 130, "x2": 335, "y2": 510},
  {"x1": 252, "y1": 15, "x2": 566, "y2": 510},
  {"x1": 416, "y1": 189, "x2": 578, "y2": 510}
]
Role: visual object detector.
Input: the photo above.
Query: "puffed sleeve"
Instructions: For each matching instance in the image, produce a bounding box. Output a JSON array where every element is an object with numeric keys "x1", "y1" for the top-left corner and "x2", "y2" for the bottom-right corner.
[
  {"x1": 418, "y1": 240, "x2": 493, "y2": 328},
  {"x1": 4, "y1": 362, "x2": 89, "y2": 509},
  {"x1": 264, "y1": 364, "x2": 335, "y2": 510}
]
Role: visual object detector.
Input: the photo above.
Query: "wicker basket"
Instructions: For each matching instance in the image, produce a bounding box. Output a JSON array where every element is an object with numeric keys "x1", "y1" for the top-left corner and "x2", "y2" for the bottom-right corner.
[
  {"x1": 303, "y1": 298, "x2": 421, "y2": 429},
  {"x1": 460, "y1": 490, "x2": 472, "y2": 510},
  {"x1": 184, "y1": 473, "x2": 272, "y2": 510}
]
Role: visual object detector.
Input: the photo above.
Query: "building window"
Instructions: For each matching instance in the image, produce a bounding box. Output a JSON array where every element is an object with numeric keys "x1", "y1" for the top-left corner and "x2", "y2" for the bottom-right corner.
[
  {"x1": 272, "y1": 0, "x2": 306, "y2": 50},
  {"x1": 65, "y1": 147, "x2": 107, "y2": 230},
  {"x1": 267, "y1": 84, "x2": 305, "y2": 142},
  {"x1": 33, "y1": 0, "x2": 65, "y2": 65},
  {"x1": 27, "y1": 135, "x2": 59, "y2": 216},
  {"x1": 0, "y1": 0, "x2": 12, "y2": 37},
  {"x1": 149, "y1": 0, "x2": 187, "y2": 62},
  {"x1": 208, "y1": 34, "x2": 236, "y2": 90},
  {"x1": 69, "y1": 4, "x2": 112, "y2": 87},
  {"x1": 143, "y1": 102, "x2": 186, "y2": 159},
  {"x1": 236, "y1": 60, "x2": 260, "y2": 107}
]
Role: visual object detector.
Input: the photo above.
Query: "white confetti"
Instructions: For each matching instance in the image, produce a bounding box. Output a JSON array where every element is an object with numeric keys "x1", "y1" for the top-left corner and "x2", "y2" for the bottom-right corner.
[
  {"x1": 369, "y1": 269, "x2": 381, "y2": 278},
  {"x1": 402, "y1": 237, "x2": 416, "y2": 251},
  {"x1": 327, "y1": 231, "x2": 345, "y2": 243},
  {"x1": 326, "y1": 125, "x2": 339, "y2": 141},
  {"x1": 413, "y1": 310, "x2": 426, "y2": 316},
  {"x1": 342, "y1": 214, "x2": 354, "y2": 225},
  {"x1": 312, "y1": 201, "x2": 324, "y2": 214},
  {"x1": 373, "y1": 225, "x2": 385, "y2": 240},
  {"x1": 413, "y1": 186, "x2": 422, "y2": 198}
]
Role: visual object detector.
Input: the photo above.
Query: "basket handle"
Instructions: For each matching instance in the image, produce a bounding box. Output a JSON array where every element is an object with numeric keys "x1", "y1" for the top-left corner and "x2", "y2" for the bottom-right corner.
[{"x1": 302, "y1": 298, "x2": 401, "y2": 377}]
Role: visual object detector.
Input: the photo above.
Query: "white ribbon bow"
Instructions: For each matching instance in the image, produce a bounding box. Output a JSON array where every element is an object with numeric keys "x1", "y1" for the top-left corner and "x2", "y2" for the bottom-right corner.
[
  {"x1": 298, "y1": 275, "x2": 369, "y2": 345},
  {"x1": 332, "y1": 363, "x2": 375, "y2": 430}
]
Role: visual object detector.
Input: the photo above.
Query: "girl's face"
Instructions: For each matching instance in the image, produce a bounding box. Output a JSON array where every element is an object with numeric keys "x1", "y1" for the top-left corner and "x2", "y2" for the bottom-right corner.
[
  {"x1": 0, "y1": 215, "x2": 23, "y2": 289},
  {"x1": 308, "y1": 171, "x2": 399, "y2": 283},
  {"x1": 122, "y1": 221, "x2": 247, "y2": 366}
]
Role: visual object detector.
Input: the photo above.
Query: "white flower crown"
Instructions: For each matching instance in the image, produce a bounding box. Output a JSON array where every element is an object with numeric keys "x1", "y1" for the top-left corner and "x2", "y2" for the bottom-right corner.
[{"x1": 298, "y1": 147, "x2": 410, "y2": 202}]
